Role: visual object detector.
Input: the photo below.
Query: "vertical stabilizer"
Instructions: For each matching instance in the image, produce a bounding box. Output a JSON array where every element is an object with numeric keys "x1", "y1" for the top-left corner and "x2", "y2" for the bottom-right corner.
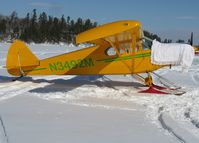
[{"x1": 6, "y1": 40, "x2": 39, "y2": 76}]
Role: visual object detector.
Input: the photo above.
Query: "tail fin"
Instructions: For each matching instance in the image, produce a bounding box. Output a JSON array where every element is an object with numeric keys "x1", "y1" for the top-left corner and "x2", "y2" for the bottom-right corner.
[{"x1": 6, "y1": 40, "x2": 39, "y2": 76}]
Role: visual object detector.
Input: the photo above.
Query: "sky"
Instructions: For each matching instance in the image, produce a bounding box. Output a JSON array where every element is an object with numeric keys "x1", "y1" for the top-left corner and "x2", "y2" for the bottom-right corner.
[{"x1": 0, "y1": 0, "x2": 199, "y2": 44}]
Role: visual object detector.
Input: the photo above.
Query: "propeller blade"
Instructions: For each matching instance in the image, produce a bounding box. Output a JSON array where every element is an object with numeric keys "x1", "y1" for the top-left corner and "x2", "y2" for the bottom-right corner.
[{"x1": 190, "y1": 32, "x2": 193, "y2": 46}]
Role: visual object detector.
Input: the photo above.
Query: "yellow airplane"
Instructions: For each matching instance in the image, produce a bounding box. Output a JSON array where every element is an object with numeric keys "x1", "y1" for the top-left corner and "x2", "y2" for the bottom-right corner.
[{"x1": 5, "y1": 20, "x2": 191, "y2": 94}]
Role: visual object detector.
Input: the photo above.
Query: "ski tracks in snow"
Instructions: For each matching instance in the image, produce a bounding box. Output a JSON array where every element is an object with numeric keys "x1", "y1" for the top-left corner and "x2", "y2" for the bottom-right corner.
[
  {"x1": 158, "y1": 107, "x2": 187, "y2": 143},
  {"x1": 72, "y1": 78, "x2": 199, "y2": 143}
]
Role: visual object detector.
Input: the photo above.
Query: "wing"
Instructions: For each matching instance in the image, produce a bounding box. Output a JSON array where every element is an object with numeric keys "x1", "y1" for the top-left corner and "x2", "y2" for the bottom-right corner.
[{"x1": 76, "y1": 20, "x2": 142, "y2": 49}]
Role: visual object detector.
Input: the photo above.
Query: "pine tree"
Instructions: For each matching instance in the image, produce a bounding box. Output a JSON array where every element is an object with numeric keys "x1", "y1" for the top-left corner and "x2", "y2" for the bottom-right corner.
[
  {"x1": 30, "y1": 9, "x2": 38, "y2": 42},
  {"x1": 68, "y1": 19, "x2": 75, "y2": 43},
  {"x1": 0, "y1": 18, "x2": 6, "y2": 34},
  {"x1": 67, "y1": 16, "x2": 70, "y2": 24},
  {"x1": 38, "y1": 12, "x2": 48, "y2": 42},
  {"x1": 47, "y1": 16, "x2": 53, "y2": 42},
  {"x1": 176, "y1": 39, "x2": 185, "y2": 43},
  {"x1": 84, "y1": 19, "x2": 91, "y2": 31},
  {"x1": 143, "y1": 30, "x2": 161, "y2": 42},
  {"x1": 9, "y1": 11, "x2": 19, "y2": 39},
  {"x1": 0, "y1": 18, "x2": 6, "y2": 40},
  {"x1": 20, "y1": 13, "x2": 30, "y2": 41},
  {"x1": 60, "y1": 15, "x2": 67, "y2": 42},
  {"x1": 52, "y1": 17, "x2": 60, "y2": 42},
  {"x1": 75, "y1": 18, "x2": 83, "y2": 34}
]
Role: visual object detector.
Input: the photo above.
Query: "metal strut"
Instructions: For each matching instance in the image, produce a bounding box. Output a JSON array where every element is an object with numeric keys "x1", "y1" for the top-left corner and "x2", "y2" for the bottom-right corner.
[
  {"x1": 132, "y1": 73, "x2": 153, "y2": 87},
  {"x1": 12, "y1": 51, "x2": 25, "y2": 81},
  {"x1": 137, "y1": 72, "x2": 169, "y2": 94},
  {"x1": 133, "y1": 72, "x2": 185, "y2": 95},
  {"x1": 151, "y1": 71, "x2": 181, "y2": 90},
  {"x1": 17, "y1": 51, "x2": 25, "y2": 76}
]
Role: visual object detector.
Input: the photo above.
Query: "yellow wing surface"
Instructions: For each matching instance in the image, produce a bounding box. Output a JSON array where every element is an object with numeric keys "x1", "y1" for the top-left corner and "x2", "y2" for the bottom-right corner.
[
  {"x1": 6, "y1": 20, "x2": 161, "y2": 76},
  {"x1": 76, "y1": 20, "x2": 141, "y2": 44}
]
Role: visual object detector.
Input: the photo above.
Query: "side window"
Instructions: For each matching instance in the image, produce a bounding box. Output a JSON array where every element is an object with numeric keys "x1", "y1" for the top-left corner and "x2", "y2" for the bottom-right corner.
[{"x1": 105, "y1": 47, "x2": 117, "y2": 56}]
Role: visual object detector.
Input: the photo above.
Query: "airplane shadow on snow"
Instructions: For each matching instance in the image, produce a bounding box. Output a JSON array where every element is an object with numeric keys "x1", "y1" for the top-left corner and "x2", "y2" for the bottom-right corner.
[{"x1": 0, "y1": 75, "x2": 145, "y2": 94}]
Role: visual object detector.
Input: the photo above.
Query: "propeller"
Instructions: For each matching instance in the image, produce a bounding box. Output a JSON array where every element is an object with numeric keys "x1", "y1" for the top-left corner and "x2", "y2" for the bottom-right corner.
[{"x1": 190, "y1": 32, "x2": 193, "y2": 46}]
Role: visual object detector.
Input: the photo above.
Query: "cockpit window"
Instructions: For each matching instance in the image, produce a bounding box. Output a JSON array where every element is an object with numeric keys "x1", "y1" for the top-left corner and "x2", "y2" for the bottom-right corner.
[{"x1": 118, "y1": 42, "x2": 132, "y2": 54}]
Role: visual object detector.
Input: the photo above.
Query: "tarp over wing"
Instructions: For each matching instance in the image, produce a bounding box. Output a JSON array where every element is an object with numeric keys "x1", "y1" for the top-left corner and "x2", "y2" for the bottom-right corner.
[{"x1": 151, "y1": 40, "x2": 195, "y2": 72}]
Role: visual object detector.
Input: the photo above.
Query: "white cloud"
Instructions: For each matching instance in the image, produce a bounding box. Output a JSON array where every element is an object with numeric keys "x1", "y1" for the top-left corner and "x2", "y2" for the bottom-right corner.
[
  {"x1": 30, "y1": 2, "x2": 51, "y2": 8},
  {"x1": 29, "y1": 2, "x2": 63, "y2": 15},
  {"x1": 30, "y1": 2, "x2": 62, "y2": 9},
  {"x1": 176, "y1": 16, "x2": 199, "y2": 20}
]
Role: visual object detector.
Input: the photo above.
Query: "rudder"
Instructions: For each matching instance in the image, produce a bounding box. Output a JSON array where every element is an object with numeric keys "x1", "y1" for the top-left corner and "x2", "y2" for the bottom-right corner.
[{"x1": 6, "y1": 40, "x2": 40, "y2": 76}]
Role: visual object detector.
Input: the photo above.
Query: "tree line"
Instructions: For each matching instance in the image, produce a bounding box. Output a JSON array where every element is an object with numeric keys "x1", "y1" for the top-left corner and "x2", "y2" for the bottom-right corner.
[
  {"x1": 0, "y1": 9, "x2": 97, "y2": 43},
  {"x1": 0, "y1": 9, "x2": 191, "y2": 44}
]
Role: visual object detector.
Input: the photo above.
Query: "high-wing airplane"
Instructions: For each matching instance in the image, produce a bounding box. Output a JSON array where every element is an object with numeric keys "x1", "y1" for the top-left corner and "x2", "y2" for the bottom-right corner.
[{"x1": 6, "y1": 20, "x2": 195, "y2": 95}]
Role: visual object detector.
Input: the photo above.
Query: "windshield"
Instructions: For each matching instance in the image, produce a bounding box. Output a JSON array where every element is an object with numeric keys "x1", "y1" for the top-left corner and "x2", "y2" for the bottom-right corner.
[{"x1": 142, "y1": 36, "x2": 153, "y2": 50}]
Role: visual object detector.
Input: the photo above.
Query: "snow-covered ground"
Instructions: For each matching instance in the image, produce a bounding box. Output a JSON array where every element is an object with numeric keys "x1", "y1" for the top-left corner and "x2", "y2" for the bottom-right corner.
[{"x1": 0, "y1": 42, "x2": 199, "y2": 143}]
